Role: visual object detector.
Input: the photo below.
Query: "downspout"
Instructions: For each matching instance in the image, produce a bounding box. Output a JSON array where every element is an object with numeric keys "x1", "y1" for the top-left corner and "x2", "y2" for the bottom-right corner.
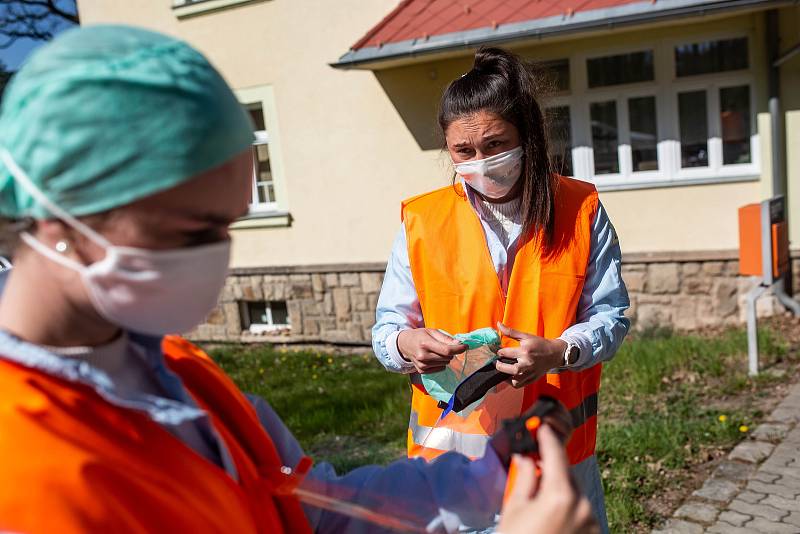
[
  {"x1": 766, "y1": 9, "x2": 800, "y2": 315},
  {"x1": 767, "y1": 10, "x2": 783, "y2": 198}
]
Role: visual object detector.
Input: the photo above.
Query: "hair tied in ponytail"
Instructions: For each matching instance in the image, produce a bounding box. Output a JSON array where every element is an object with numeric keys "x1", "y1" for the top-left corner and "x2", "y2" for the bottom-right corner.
[{"x1": 437, "y1": 46, "x2": 558, "y2": 247}]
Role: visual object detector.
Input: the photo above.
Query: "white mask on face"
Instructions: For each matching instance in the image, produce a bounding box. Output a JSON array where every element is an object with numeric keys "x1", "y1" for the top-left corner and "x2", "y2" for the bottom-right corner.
[
  {"x1": 2, "y1": 149, "x2": 231, "y2": 336},
  {"x1": 453, "y1": 146, "x2": 524, "y2": 199}
]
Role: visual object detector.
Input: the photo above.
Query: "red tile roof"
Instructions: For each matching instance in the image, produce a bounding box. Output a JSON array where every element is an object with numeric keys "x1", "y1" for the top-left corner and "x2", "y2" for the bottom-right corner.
[
  {"x1": 352, "y1": 0, "x2": 645, "y2": 50},
  {"x1": 335, "y1": 0, "x2": 765, "y2": 69}
]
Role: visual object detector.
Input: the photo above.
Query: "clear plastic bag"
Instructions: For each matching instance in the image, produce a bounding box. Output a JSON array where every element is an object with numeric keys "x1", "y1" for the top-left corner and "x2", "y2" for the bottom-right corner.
[{"x1": 421, "y1": 327, "x2": 501, "y2": 404}]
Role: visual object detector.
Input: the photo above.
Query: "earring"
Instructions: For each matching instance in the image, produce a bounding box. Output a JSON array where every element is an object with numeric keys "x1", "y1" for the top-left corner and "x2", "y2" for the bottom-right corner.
[{"x1": 55, "y1": 241, "x2": 69, "y2": 253}]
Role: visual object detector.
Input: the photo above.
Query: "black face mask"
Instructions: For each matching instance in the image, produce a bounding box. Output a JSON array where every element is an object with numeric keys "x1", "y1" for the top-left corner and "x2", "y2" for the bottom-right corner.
[{"x1": 437, "y1": 357, "x2": 516, "y2": 416}]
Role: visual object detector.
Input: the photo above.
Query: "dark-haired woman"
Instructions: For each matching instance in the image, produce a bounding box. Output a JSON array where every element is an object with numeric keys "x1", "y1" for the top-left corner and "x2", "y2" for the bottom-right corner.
[{"x1": 372, "y1": 47, "x2": 630, "y2": 532}]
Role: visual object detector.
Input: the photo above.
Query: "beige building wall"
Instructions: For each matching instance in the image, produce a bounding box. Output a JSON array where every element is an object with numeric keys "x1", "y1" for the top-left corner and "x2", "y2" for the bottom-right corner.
[
  {"x1": 78, "y1": 0, "x2": 431, "y2": 269},
  {"x1": 77, "y1": 2, "x2": 784, "y2": 266}
]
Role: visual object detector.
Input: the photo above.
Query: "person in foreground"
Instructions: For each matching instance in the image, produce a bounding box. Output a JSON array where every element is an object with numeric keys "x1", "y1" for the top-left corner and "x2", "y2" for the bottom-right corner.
[
  {"x1": 0, "y1": 25, "x2": 596, "y2": 534},
  {"x1": 372, "y1": 46, "x2": 630, "y2": 534}
]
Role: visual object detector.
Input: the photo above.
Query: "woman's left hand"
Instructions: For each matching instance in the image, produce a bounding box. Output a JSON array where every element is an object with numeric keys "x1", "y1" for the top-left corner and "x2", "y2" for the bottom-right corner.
[{"x1": 495, "y1": 322, "x2": 567, "y2": 388}]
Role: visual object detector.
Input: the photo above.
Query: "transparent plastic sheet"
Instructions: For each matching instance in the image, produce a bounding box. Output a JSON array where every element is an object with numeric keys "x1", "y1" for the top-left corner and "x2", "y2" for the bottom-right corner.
[
  {"x1": 421, "y1": 328, "x2": 501, "y2": 405},
  {"x1": 294, "y1": 488, "x2": 427, "y2": 532},
  {"x1": 416, "y1": 328, "x2": 527, "y2": 455},
  {"x1": 271, "y1": 462, "x2": 442, "y2": 533},
  {"x1": 295, "y1": 478, "x2": 432, "y2": 533}
]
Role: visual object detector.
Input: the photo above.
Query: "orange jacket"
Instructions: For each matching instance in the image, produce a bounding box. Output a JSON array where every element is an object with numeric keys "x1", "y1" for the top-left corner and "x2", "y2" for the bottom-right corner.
[
  {"x1": 402, "y1": 176, "x2": 601, "y2": 464},
  {"x1": 0, "y1": 335, "x2": 310, "y2": 534}
]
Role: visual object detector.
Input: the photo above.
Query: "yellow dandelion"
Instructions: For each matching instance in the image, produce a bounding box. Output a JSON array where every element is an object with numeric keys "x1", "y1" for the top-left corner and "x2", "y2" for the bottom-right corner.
[
  {"x1": 327, "y1": 358, "x2": 334, "y2": 364},
  {"x1": 718, "y1": 415, "x2": 728, "y2": 423},
  {"x1": 312, "y1": 374, "x2": 318, "y2": 380},
  {"x1": 739, "y1": 425, "x2": 749, "y2": 433}
]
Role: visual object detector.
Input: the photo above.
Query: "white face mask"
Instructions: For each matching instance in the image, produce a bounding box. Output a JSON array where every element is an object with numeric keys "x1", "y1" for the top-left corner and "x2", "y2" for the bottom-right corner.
[
  {"x1": 453, "y1": 146, "x2": 524, "y2": 199},
  {"x1": 1, "y1": 149, "x2": 231, "y2": 336}
]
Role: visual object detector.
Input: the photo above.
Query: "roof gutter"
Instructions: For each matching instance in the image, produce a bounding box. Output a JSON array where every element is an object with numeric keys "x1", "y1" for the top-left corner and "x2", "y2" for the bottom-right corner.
[{"x1": 333, "y1": 0, "x2": 797, "y2": 70}]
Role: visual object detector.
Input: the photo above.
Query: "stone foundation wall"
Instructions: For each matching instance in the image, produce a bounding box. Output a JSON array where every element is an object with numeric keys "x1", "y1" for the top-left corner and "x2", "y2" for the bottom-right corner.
[
  {"x1": 190, "y1": 264, "x2": 385, "y2": 345},
  {"x1": 624, "y1": 256, "x2": 799, "y2": 331},
  {"x1": 187, "y1": 252, "x2": 800, "y2": 344}
]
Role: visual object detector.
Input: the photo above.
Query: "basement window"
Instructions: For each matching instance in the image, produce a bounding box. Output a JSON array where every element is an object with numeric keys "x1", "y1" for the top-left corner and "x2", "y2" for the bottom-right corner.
[{"x1": 240, "y1": 300, "x2": 289, "y2": 333}]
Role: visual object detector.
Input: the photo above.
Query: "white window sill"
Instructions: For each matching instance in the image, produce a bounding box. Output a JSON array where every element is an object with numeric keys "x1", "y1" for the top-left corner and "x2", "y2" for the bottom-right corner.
[
  {"x1": 230, "y1": 210, "x2": 291, "y2": 229},
  {"x1": 172, "y1": 0, "x2": 264, "y2": 19},
  {"x1": 593, "y1": 173, "x2": 759, "y2": 192},
  {"x1": 248, "y1": 324, "x2": 290, "y2": 334}
]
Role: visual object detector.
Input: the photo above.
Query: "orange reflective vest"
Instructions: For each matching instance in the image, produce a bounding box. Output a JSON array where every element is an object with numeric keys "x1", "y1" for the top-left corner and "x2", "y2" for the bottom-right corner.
[
  {"x1": 0, "y1": 335, "x2": 311, "y2": 534},
  {"x1": 402, "y1": 176, "x2": 601, "y2": 465}
]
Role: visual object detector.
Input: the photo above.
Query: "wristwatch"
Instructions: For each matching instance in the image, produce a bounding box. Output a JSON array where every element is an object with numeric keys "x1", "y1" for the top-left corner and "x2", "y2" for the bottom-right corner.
[{"x1": 563, "y1": 342, "x2": 581, "y2": 367}]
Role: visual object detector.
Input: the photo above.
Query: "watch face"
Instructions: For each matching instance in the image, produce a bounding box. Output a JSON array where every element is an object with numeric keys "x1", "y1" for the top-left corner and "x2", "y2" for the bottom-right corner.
[{"x1": 567, "y1": 344, "x2": 580, "y2": 365}]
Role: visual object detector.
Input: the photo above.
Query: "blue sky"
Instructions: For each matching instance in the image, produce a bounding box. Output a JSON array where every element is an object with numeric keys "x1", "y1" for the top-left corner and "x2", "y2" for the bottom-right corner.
[
  {"x1": 0, "y1": 3, "x2": 77, "y2": 71},
  {"x1": 2, "y1": 38, "x2": 44, "y2": 70}
]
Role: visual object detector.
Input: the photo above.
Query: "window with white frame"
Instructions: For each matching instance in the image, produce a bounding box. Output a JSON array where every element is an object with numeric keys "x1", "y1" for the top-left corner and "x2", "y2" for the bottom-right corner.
[
  {"x1": 239, "y1": 300, "x2": 290, "y2": 334},
  {"x1": 172, "y1": 0, "x2": 265, "y2": 18},
  {"x1": 540, "y1": 35, "x2": 757, "y2": 189},
  {"x1": 546, "y1": 105, "x2": 573, "y2": 176},
  {"x1": 543, "y1": 59, "x2": 574, "y2": 177},
  {"x1": 247, "y1": 103, "x2": 278, "y2": 212}
]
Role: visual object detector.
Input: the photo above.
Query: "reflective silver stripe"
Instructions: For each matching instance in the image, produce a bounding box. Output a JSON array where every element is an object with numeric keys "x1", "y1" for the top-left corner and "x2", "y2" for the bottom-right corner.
[
  {"x1": 408, "y1": 409, "x2": 489, "y2": 458},
  {"x1": 407, "y1": 392, "x2": 598, "y2": 458}
]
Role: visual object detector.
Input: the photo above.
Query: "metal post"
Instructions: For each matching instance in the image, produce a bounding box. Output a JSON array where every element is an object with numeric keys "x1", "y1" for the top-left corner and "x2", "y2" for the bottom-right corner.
[
  {"x1": 760, "y1": 199, "x2": 774, "y2": 286},
  {"x1": 746, "y1": 282, "x2": 768, "y2": 376}
]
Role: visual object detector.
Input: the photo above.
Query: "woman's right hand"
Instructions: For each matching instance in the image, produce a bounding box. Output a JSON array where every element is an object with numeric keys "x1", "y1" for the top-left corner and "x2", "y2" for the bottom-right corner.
[{"x1": 396, "y1": 328, "x2": 467, "y2": 374}]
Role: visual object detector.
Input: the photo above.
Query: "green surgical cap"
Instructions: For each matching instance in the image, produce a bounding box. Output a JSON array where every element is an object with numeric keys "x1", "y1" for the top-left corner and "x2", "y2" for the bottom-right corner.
[{"x1": 0, "y1": 25, "x2": 254, "y2": 218}]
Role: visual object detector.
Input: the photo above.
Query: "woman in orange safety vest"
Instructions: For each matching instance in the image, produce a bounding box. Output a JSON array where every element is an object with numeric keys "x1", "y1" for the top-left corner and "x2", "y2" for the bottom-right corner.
[
  {"x1": 0, "y1": 24, "x2": 603, "y2": 534},
  {"x1": 372, "y1": 47, "x2": 631, "y2": 534}
]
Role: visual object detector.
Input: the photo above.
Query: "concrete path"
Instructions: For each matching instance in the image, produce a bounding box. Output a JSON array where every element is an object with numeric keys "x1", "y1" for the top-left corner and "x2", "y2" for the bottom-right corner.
[{"x1": 653, "y1": 380, "x2": 800, "y2": 534}]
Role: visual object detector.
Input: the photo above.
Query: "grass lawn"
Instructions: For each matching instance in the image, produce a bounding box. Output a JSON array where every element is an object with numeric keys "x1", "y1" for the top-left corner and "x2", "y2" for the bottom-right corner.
[
  {"x1": 210, "y1": 347, "x2": 409, "y2": 472},
  {"x1": 598, "y1": 322, "x2": 796, "y2": 531},
  {"x1": 207, "y1": 320, "x2": 798, "y2": 533}
]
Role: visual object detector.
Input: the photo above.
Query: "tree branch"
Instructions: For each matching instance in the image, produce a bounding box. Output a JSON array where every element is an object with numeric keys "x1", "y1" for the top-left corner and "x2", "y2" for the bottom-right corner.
[
  {"x1": 0, "y1": 0, "x2": 78, "y2": 45},
  {"x1": 45, "y1": 0, "x2": 79, "y2": 23}
]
